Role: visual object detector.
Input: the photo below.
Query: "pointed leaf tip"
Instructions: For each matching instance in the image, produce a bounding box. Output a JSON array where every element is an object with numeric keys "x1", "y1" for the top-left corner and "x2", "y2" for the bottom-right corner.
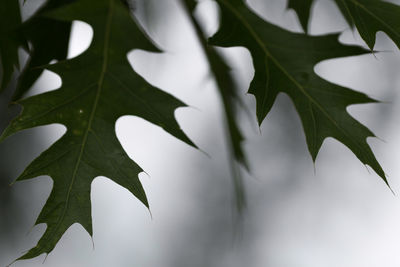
[
  {"x1": 212, "y1": 0, "x2": 385, "y2": 180},
  {"x1": 7, "y1": 0, "x2": 194, "y2": 260}
]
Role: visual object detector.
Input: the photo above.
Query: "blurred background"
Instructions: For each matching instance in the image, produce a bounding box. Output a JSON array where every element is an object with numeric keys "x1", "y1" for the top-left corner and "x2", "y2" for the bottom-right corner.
[{"x1": 1, "y1": 0, "x2": 400, "y2": 266}]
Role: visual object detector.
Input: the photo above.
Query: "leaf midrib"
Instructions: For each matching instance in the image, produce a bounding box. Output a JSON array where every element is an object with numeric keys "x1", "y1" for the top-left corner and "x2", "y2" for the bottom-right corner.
[
  {"x1": 45, "y1": 0, "x2": 115, "y2": 247},
  {"x1": 347, "y1": 0, "x2": 400, "y2": 40},
  {"x1": 219, "y1": 0, "x2": 359, "y2": 143}
]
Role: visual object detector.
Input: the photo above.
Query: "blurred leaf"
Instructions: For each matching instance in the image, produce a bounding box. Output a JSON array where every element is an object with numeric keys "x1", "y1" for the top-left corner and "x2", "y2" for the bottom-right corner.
[
  {"x1": 1, "y1": 0, "x2": 195, "y2": 260},
  {"x1": 210, "y1": 0, "x2": 386, "y2": 182},
  {"x1": 183, "y1": 0, "x2": 247, "y2": 210},
  {"x1": 0, "y1": 0, "x2": 23, "y2": 91},
  {"x1": 14, "y1": 0, "x2": 74, "y2": 100}
]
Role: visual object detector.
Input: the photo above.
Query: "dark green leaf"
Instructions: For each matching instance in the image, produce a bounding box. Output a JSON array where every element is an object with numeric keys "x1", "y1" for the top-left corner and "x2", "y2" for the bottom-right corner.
[
  {"x1": 1, "y1": 0, "x2": 195, "y2": 260},
  {"x1": 210, "y1": 0, "x2": 386, "y2": 182},
  {"x1": 0, "y1": 0, "x2": 23, "y2": 91},
  {"x1": 287, "y1": 0, "x2": 313, "y2": 33},
  {"x1": 288, "y1": 0, "x2": 400, "y2": 50},
  {"x1": 336, "y1": 0, "x2": 400, "y2": 50},
  {"x1": 14, "y1": 0, "x2": 74, "y2": 100}
]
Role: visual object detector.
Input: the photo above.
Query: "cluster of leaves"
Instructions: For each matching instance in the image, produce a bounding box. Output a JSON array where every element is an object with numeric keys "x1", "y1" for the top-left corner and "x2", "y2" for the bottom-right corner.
[{"x1": 1, "y1": 0, "x2": 399, "y2": 263}]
